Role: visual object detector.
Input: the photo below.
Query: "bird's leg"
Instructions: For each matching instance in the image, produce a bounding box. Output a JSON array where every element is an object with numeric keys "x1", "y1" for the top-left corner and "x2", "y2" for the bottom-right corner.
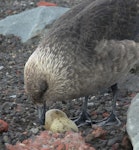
[
  {"x1": 74, "y1": 96, "x2": 92, "y2": 127},
  {"x1": 92, "y1": 83, "x2": 121, "y2": 126}
]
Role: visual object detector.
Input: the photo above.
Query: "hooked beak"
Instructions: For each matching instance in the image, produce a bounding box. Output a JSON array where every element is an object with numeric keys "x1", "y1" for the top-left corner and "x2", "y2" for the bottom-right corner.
[{"x1": 37, "y1": 103, "x2": 46, "y2": 125}]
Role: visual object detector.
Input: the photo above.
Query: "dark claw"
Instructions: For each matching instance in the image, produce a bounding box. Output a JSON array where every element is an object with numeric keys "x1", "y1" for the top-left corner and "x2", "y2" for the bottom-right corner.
[
  {"x1": 92, "y1": 112, "x2": 121, "y2": 126},
  {"x1": 74, "y1": 111, "x2": 121, "y2": 127},
  {"x1": 74, "y1": 110, "x2": 92, "y2": 127},
  {"x1": 73, "y1": 96, "x2": 92, "y2": 127}
]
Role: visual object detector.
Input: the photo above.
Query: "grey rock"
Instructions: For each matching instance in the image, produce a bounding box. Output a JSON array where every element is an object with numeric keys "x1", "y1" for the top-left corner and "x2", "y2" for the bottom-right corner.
[
  {"x1": 0, "y1": 66, "x2": 4, "y2": 70},
  {"x1": 1, "y1": 102, "x2": 13, "y2": 112},
  {"x1": 107, "y1": 136, "x2": 122, "y2": 146},
  {"x1": 0, "y1": 6, "x2": 69, "y2": 43},
  {"x1": 9, "y1": 95, "x2": 16, "y2": 98},
  {"x1": 30, "y1": 127, "x2": 39, "y2": 134},
  {"x1": 3, "y1": 135, "x2": 11, "y2": 143},
  {"x1": 126, "y1": 93, "x2": 139, "y2": 150}
]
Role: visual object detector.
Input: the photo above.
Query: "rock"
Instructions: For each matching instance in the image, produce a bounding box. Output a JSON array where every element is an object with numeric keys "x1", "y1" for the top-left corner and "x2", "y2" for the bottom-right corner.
[
  {"x1": 85, "y1": 126, "x2": 107, "y2": 143},
  {"x1": 30, "y1": 127, "x2": 39, "y2": 134},
  {"x1": 126, "y1": 93, "x2": 139, "y2": 150},
  {"x1": 91, "y1": 126, "x2": 107, "y2": 138},
  {"x1": 0, "y1": 6, "x2": 69, "y2": 43},
  {"x1": 3, "y1": 135, "x2": 11, "y2": 143},
  {"x1": 1, "y1": 102, "x2": 16, "y2": 113},
  {"x1": 37, "y1": 1, "x2": 57, "y2": 6},
  {"x1": 9, "y1": 95, "x2": 16, "y2": 98},
  {"x1": 1, "y1": 102, "x2": 12, "y2": 110},
  {"x1": 0, "y1": 66, "x2": 4, "y2": 70},
  {"x1": 0, "y1": 120, "x2": 8, "y2": 133},
  {"x1": 6, "y1": 131, "x2": 95, "y2": 150},
  {"x1": 107, "y1": 136, "x2": 122, "y2": 146}
]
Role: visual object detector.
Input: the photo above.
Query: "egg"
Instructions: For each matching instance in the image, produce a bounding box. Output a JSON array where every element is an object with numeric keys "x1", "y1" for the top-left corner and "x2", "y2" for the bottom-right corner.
[{"x1": 45, "y1": 109, "x2": 78, "y2": 133}]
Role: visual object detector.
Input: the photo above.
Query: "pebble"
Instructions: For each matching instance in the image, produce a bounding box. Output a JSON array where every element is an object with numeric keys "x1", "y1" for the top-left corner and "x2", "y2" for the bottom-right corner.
[
  {"x1": 104, "y1": 93, "x2": 110, "y2": 96},
  {"x1": 9, "y1": 95, "x2": 16, "y2": 98},
  {"x1": 0, "y1": 120, "x2": 8, "y2": 133},
  {"x1": 0, "y1": 66, "x2": 4, "y2": 70},
  {"x1": 88, "y1": 102, "x2": 94, "y2": 107},
  {"x1": 107, "y1": 136, "x2": 122, "y2": 146},
  {"x1": 30, "y1": 128, "x2": 39, "y2": 134},
  {"x1": 1, "y1": 102, "x2": 13, "y2": 111},
  {"x1": 3, "y1": 135, "x2": 11, "y2": 143}
]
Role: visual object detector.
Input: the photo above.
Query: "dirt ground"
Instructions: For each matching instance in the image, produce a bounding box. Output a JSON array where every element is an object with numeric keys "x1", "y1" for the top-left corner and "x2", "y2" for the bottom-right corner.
[{"x1": 0, "y1": 0, "x2": 137, "y2": 150}]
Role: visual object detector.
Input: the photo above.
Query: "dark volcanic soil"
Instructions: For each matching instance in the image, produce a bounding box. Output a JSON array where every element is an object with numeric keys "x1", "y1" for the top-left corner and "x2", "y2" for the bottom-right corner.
[{"x1": 0, "y1": 0, "x2": 136, "y2": 150}]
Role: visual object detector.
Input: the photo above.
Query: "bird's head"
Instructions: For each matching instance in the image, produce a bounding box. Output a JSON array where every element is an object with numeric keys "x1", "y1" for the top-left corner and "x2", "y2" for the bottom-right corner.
[
  {"x1": 24, "y1": 44, "x2": 70, "y2": 125},
  {"x1": 24, "y1": 55, "x2": 48, "y2": 124}
]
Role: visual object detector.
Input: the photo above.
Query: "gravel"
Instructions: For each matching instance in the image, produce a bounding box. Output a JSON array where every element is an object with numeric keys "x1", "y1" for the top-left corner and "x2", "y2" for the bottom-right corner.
[{"x1": 0, "y1": 0, "x2": 135, "y2": 150}]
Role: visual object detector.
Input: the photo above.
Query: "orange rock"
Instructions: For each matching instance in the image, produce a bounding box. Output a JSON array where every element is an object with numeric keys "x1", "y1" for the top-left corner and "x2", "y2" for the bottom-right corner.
[
  {"x1": 102, "y1": 112, "x2": 109, "y2": 118},
  {"x1": 0, "y1": 119, "x2": 8, "y2": 133},
  {"x1": 65, "y1": 143, "x2": 69, "y2": 150},
  {"x1": 41, "y1": 148, "x2": 51, "y2": 150},
  {"x1": 92, "y1": 126, "x2": 107, "y2": 138},
  {"x1": 6, "y1": 131, "x2": 95, "y2": 150},
  {"x1": 37, "y1": 1, "x2": 57, "y2": 7},
  {"x1": 56, "y1": 143, "x2": 65, "y2": 150}
]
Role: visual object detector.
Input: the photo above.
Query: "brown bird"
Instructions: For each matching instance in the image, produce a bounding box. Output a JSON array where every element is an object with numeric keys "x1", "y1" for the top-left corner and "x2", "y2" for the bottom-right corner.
[{"x1": 24, "y1": 0, "x2": 139, "y2": 126}]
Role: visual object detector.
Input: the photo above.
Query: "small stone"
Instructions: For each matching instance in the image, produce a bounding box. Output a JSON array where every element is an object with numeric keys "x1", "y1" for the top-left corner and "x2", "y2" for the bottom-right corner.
[
  {"x1": 30, "y1": 128, "x2": 39, "y2": 134},
  {"x1": 0, "y1": 66, "x2": 4, "y2": 70},
  {"x1": 90, "y1": 96, "x2": 96, "y2": 100},
  {"x1": 29, "y1": 2, "x2": 34, "y2": 5},
  {"x1": 112, "y1": 143, "x2": 120, "y2": 150},
  {"x1": 0, "y1": 120, "x2": 8, "y2": 133},
  {"x1": 3, "y1": 135, "x2": 11, "y2": 143},
  {"x1": 85, "y1": 133, "x2": 94, "y2": 142},
  {"x1": 1, "y1": 102, "x2": 16, "y2": 114},
  {"x1": 92, "y1": 126, "x2": 107, "y2": 138},
  {"x1": 33, "y1": 122, "x2": 37, "y2": 126},
  {"x1": 107, "y1": 136, "x2": 122, "y2": 146},
  {"x1": 104, "y1": 93, "x2": 109, "y2": 96},
  {"x1": 9, "y1": 95, "x2": 16, "y2": 98},
  {"x1": 88, "y1": 102, "x2": 94, "y2": 107}
]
